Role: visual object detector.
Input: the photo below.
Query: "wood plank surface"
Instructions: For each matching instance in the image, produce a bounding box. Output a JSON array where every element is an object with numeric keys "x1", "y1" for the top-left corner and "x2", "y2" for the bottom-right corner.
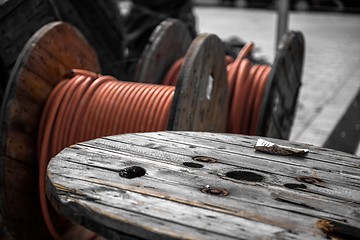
[{"x1": 47, "y1": 132, "x2": 360, "y2": 240}]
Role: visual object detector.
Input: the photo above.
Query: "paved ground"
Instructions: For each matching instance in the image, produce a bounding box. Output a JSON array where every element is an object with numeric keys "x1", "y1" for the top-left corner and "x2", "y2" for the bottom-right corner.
[{"x1": 194, "y1": 6, "x2": 360, "y2": 155}]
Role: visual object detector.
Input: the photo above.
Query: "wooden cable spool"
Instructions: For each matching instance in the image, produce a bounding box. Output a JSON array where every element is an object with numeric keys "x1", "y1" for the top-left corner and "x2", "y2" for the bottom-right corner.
[
  {"x1": 134, "y1": 18, "x2": 193, "y2": 84},
  {"x1": 0, "y1": 21, "x2": 228, "y2": 239},
  {"x1": 257, "y1": 31, "x2": 305, "y2": 139},
  {"x1": 0, "y1": 0, "x2": 124, "y2": 89},
  {"x1": 169, "y1": 34, "x2": 228, "y2": 131},
  {"x1": 137, "y1": 22, "x2": 305, "y2": 139},
  {"x1": 0, "y1": 21, "x2": 100, "y2": 239}
]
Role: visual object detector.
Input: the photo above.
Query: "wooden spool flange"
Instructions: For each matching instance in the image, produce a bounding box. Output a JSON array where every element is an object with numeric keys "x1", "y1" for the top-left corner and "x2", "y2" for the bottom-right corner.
[
  {"x1": 134, "y1": 18, "x2": 193, "y2": 84},
  {"x1": 169, "y1": 33, "x2": 228, "y2": 132},
  {"x1": 257, "y1": 31, "x2": 305, "y2": 139},
  {"x1": 0, "y1": 21, "x2": 100, "y2": 239}
]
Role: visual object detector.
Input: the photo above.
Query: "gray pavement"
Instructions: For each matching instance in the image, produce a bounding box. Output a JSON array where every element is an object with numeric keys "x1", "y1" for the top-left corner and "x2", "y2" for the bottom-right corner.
[{"x1": 194, "y1": 6, "x2": 360, "y2": 155}]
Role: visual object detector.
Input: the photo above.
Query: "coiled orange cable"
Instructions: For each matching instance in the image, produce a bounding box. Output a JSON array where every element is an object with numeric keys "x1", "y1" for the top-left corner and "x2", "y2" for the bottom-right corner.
[
  {"x1": 161, "y1": 42, "x2": 272, "y2": 136},
  {"x1": 38, "y1": 70, "x2": 175, "y2": 239},
  {"x1": 226, "y1": 42, "x2": 271, "y2": 135}
]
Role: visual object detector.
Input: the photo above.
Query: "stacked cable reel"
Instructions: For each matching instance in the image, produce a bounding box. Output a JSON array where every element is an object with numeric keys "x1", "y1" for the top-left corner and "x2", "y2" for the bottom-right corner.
[
  {"x1": 134, "y1": 19, "x2": 193, "y2": 84},
  {"x1": 136, "y1": 19, "x2": 305, "y2": 140},
  {"x1": 0, "y1": 21, "x2": 228, "y2": 239}
]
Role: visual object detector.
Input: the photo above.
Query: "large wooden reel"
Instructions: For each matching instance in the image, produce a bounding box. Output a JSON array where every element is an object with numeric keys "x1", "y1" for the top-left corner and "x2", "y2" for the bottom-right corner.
[
  {"x1": 0, "y1": 21, "x2": 100, "y2": 239},
  {"x1": 169, "y1": 34, "x2": 228, "y2": 132},
  {"x1": 134, "y1": 19, "x2": 193, "y2": 84},
  {"x1": 257, "y1": 31, "x2": 305, "y2": 139}
]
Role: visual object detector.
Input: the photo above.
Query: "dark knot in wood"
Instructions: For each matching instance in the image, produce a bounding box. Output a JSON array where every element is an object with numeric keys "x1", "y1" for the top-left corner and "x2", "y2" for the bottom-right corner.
[{"x1": 119, "y1": 166, "x2": 146, "y2": 179}]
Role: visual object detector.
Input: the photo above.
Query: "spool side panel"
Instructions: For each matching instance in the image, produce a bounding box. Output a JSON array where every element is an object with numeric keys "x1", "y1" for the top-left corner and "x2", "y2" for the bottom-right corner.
[
  {"x1": 257, "y1": 31, "x2": 305, "y2": 139},
  {"x1": 135, "y1": 19, "x2": 192, "y2": 84},
  {"x1": 169, "y1": 34, "x2": 228, "y2": 132},
  {"x1": 0, "y1": 22, "x2": 100, "y2": 239}
]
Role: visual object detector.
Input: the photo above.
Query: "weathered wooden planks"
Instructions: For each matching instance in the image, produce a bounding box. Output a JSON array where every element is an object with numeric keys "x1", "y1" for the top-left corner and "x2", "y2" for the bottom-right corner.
[{"x1": 47, "y1": 132, "x2": 360, "y2": 239}]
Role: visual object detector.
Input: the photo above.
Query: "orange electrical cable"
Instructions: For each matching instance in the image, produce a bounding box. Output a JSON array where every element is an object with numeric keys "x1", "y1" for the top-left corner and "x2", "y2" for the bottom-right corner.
[
  {"x1": 162, "y1": 57, "x2": 184, "y2": 86},
  {"x1": 226, "y1": 42, "x2": 272, "y2": 134},
  {"x1": 38, "y1": 71, "x2": 175, "y2": 239},
  {"x1": 228, "y1": 58, "x2": 251, "y2": 133},
  {"x1": 160, "y1": 42, "x2": 272, "y2": 135}
]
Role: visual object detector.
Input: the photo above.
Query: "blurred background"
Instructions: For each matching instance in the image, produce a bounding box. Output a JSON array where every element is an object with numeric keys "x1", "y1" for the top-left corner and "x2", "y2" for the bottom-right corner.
[
  {"x1": 191, "y1": 0, "x2": 360, "y2": 155},
  {"x1": 194, "y1": 0, "x2": 360, "y2": 12},
  {"x1": 116, "y1": 0, "x2": 360, "y2": 155}
]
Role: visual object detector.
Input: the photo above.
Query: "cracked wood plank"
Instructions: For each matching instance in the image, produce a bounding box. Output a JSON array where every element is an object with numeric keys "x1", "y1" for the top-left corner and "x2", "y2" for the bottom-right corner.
[{"x1": 47, "y1": 132, "x2": 360, "y2": 239}]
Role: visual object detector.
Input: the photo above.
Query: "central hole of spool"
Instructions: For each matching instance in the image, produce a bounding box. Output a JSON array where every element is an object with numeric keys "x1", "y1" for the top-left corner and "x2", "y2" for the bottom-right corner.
[
  {"x1": 205, "y1": 74, "x2": 214, "y2": 101},
  {"x1": 226, "y1": 171, "x2": 264, "y2": 182}
]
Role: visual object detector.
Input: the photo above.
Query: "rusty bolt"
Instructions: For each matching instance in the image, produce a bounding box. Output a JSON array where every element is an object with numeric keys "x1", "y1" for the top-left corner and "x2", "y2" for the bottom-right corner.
[
  {"x1": 192, "y1": 156, "x2": 218, "y2": 163},
  {"x1": 201, "y1": 186, "x2": 229, "y2": 196}
]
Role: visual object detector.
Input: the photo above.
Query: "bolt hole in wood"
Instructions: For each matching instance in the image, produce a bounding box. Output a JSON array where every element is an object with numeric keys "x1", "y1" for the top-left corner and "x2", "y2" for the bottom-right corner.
[
  {"x1": 183, "y1": 162, "x2": 204, "y2": 168},
  {"x1": 192, "y1": 156, "x2": 218, "y2": 163},
  {"x1": 119, "y1": 166, "x2": 146, "y2": 179},
  {"x1": 283, "y1": 183, "x2": 307, "y2": 190},
  {"x1": 226, "y1": 171, "x2": 264, "y2": 182}
]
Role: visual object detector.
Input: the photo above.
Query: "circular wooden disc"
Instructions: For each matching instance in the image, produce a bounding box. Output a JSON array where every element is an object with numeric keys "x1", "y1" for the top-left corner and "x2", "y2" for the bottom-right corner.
[
  {"x1": 168, "y1": 33, "x2": 228, "y2": 132},
  {"x1": 134, "y1": 18, "x2": 193, "y2": 84},
  {"x1": 0, "y1": 21, "x2": 99, "y2": 239},
  {"x1": 256, "y1": 31, "x2": 305, "y2": 139}
]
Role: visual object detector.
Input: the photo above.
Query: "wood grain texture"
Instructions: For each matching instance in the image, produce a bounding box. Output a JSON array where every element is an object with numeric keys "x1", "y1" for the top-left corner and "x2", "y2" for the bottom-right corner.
[
  {"x1": 169, "y1": 34, "x2": 228, "y2": 132},
  {"x1": 47, "y1": 132, "x2": 360, "y2": 240},
  {"x1": 0, "y1": 0, "x2": 124, "y2": 90},
  {"x1": 135, "y1": 19, "x2": 192, "y2": 84},
  {"x1": 0, "y1": 21, "x2": 99, "y2": 239}
]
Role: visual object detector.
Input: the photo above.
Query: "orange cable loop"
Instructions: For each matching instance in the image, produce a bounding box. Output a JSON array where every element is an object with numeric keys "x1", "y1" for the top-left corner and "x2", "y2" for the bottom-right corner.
[{"x1": 38, "y1": 71, "x2": 175, "y2": 239}]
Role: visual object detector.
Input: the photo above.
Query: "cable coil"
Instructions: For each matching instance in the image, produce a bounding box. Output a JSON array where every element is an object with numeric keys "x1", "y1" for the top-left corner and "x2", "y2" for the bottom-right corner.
[
  {"x1": 162, "y1": 42, "x2": 271, "y2": 135},
  {"x1": 226, "y1": 42, "x2": 271, "y2": 135},
  {"x1": 38, "y1": 70, "x2": 175, "y2": 239}
]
